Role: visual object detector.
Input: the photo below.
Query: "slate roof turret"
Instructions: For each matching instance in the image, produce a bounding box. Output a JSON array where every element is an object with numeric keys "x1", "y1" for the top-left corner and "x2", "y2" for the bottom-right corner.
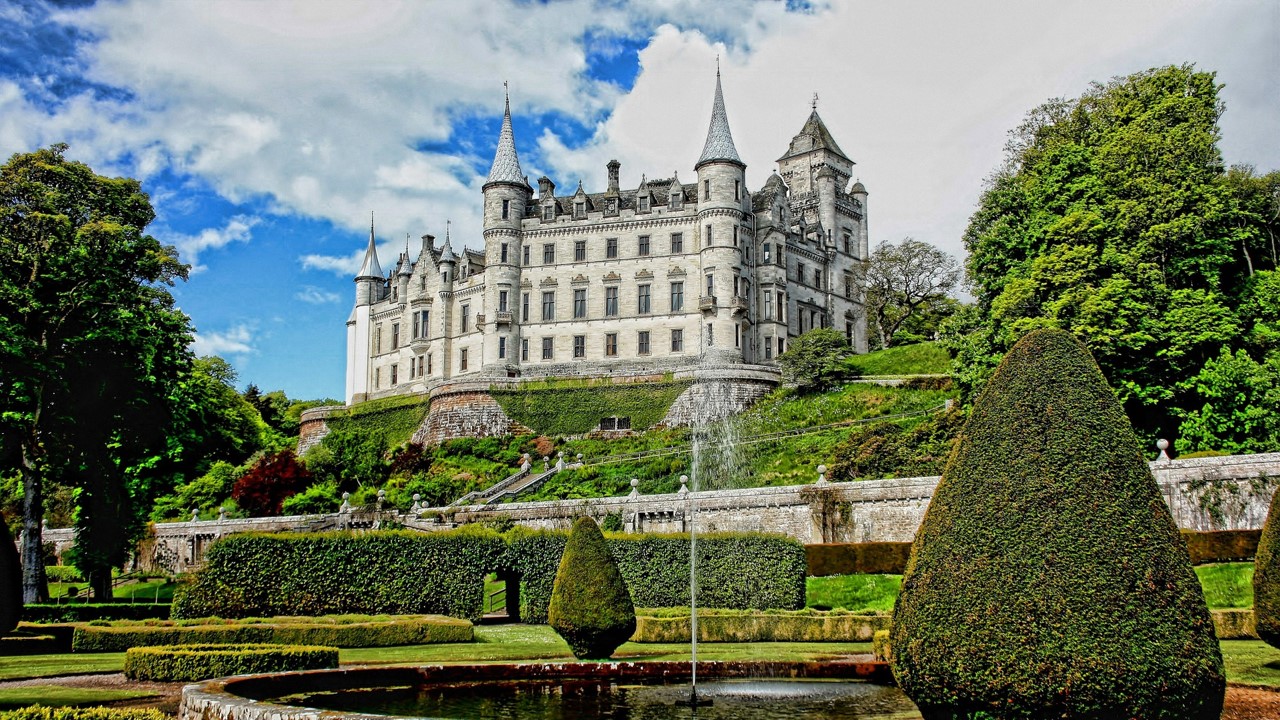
[
  {"x1": 485, "y1": 86, "x2": 528, "y2": 187},
  {"x1": 356, "y1": 215, "x2": 383, "y2": 279},
  {"x1": 695, "y1": 68, "x2": 743, "y2": 169}
]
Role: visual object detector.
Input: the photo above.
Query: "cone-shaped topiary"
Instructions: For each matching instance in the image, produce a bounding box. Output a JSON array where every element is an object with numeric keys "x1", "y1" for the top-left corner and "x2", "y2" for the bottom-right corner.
[
  {"x1": 1255, "y1": 483, "x2": 1280, "y2": 647},
  {"x1": 548, "y1": 516, "x2": 636, "y2": 660},
  {"x1": 891, "y1": 328, "x2": 1224, "y2": 720},
  {"x1": 0, "y1": 533, "x2": 21, "y2": 637}
]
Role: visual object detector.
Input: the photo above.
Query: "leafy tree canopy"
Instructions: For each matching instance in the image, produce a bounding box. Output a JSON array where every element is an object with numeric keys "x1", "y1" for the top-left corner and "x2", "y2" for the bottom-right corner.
[
  {"x1": 777, "y1": 328, "x2": 853, "y2": 392},
  {"x1": 865, "y1": 238, "x2": 960, "y2": 349},
  {"x1": 951, "y1": 64, "x2": 1280, "y2": 448}
]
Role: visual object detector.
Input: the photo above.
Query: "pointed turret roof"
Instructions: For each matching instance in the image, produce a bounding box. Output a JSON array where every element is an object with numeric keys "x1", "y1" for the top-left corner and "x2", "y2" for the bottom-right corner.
[
  {"x1": 356, "y1": 215, "x2": 383, "y2": 279},
  {"x1": 779, "y1": 109, "x2": 850, "y2": 163},
  {"x1": 695, "y1": 68, "x2": 743, "y2": 169},
  {"x1": 439, "y1": 223, "x2": 456, "y2": 263},
  {"x1": 485, "y1": 86, "x2": 527, "y2": 187}
]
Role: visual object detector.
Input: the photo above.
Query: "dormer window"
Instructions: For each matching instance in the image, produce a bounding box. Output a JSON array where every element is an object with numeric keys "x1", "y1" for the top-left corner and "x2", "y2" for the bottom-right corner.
[
  {"x1": 638, "y1": 195, "x2": 650, "y2": 212},
  {"x1": 574, "y1": 201, "x2": 586, "y2": 219},
  {"x1": 543, "y1": 204, "x2": 554, "y2": 221},
  {"x1": 670, "y1": 191, "x2": 682, "y2": 210}
]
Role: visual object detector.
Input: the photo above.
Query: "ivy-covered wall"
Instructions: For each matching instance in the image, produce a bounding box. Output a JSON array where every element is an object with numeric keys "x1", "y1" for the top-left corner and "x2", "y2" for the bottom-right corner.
[
  {"x1": 491, "y1": 380, "x2": 691, "y2": 436},
  {"x1": 319, "y1": 394, "x2": 430, "y2": 447}
]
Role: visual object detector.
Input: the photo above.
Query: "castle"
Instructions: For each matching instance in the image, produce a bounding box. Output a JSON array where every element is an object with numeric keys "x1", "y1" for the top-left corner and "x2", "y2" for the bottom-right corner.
[{"x1": 344, "y1": 72, "x2": 869, "y2": 411}]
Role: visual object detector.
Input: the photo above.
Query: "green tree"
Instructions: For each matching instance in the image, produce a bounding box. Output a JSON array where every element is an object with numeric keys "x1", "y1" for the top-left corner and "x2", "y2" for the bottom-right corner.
[
  {"x1": 891, "y1": 329, "x2": 1224, "y2": 719},
  {"x1": 777, "y1": 328, "x2": 852, "y2": 392},
  {"x1": 547, "y1": 516, "x2": 636, "y2": 659},
  {"x1": 1175, "y1": 349, "x2": 1280, "y2": 455},
  {"x1": 954, "y1": 65, "x2": 1274, "y2": 442},
  {"x1": 0, "y1": 145, "x2": 194, "y2": 602},
  {"x1": 865, "y1": 238, "x2": 960, "y2": 349}
]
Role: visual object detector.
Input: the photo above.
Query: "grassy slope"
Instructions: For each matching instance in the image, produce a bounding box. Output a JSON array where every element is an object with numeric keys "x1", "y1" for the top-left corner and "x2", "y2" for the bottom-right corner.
[
  {"x1": 844, "y1": 342, "x2": 951, "y2": 376},
  {"x1": 0, "y1": 687, "x2": 157, "y2": 710}
]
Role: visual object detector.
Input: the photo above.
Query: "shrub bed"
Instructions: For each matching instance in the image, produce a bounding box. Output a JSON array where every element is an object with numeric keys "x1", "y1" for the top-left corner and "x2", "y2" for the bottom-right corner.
[
  {"x1": 505, "y1": 529, "x2": 807, "y2": 624},
  {"x1": 1183, "y1": 530, "x2": 1262, "y2": 564},
  {"x1": 123, "y1": 643, "x2": 338, "y2": 681},
  {"x1": 631, "y1": 608, "x2": 888, "y2": 643},
  {"x1": 0, "y1": 708, "x2": 167, "y2": 720},
  {"x1": 805, "y1": 543, "x2": 911, "y2": 576},
  {"x1": 73, "y1": 614, "x2": 470, "y2": 652},
  {"x1": 22, "y1": 604, "x2": 172, "y2": 624},
  {"x1": 172, "y1": 529, "x2": 506, "y2": 619}
]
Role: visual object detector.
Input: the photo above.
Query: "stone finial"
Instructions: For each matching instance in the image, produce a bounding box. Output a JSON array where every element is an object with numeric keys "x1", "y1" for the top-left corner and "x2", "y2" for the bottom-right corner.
[
  {"x1": 679, "y1": 475, "x2": 689, "y2": 495},
  {"x1": 816, "y1": 465, "x2": 828, "y2": 485},
  {"x1": 375, "y1": 489, "x2": 386, "y2": 512},
  {"x1": 629, "y1": 478, "x2": 641, "y2": 498},
  {"x1": 1156, "y1": 439, "x2": 1171, "y2": 462},
  {"x1": 340, "y1": 491, "x2": 352, "y2": 513},
  {"x1": 191, "y1": 508, "x2": 200, "y2": 523},
  {"x1": 218, "y1": 506, "x2": 227, "y2": 522},
  {"x1": 543, "y1": 456, "x2": 550, "y2": 471},
  {"x1": 411, "y1": 494, "x2": 422, "y2": 513}
]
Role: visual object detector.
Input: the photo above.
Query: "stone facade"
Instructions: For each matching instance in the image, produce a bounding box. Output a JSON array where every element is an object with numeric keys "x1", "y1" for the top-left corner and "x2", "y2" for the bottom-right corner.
[
  {"x1": 43, "y1": 452, "x2": 1279, "y2": 574},
  {"x1": 344, "y1": 73, "x2": 869, "y2": 407}
]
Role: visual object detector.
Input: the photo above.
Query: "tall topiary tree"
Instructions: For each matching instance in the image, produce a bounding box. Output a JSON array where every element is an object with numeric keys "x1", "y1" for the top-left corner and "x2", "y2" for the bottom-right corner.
[
  {"x1": 547, "y1": 516, "x2": 635, "y2": 660},
  {"x1": 891, "y1": 328, "x2": 1224, "y2": 719},
  {"x1": 1255, "y1": 483, "x2": 1280, "y2": 647},
  {"x1": 0, "y1": 532, "x2": 21, "y2": 637}
]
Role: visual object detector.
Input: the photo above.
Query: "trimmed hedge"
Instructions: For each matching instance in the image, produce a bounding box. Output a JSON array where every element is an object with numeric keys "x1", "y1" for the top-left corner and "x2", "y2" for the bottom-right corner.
[
  {"x1": 505, "y1": 529, "x2": 807, "y2": 624},
  {"x1": 0, "y1": 708, "x2": 167, "y2": 720},
  {"x1": 172, "y1": 528, "x2": 506, "y2": 620},
  {"x1": 174, "y1": 528, "x2": 806, "y2": 625},
  {"x1": 1257, "y1": 481, "x2": 1280, "y2": 647},
  {"x1": 806, "y1": 542, "x2": 911, "y2": 576},
  {"x1": 872, "y1": 629, "x2": 891, "y2": 662},
  {"x1": 548, "y1": 517, "x2": 635, "y2": 659},
  {"x1": 123, "y1": 643, "x2": 338, "y2": 681},
  {"x1": 632, "y1": 608, "x2": 888, "y2": 643},
  {"x1": 22, "y1": 604, "x2": 172, "y2": 624},
  {"x1": 891, "y1": 328, "x2": 1224, "y2": 720},
  {"x1": 72, "y1": 614, "x2": 470, "y2": 652},
  {"x1": 1184, "y1": 529, "x2": 1262, "y2": 564},
  {"x1": 1212, "y1": 609, "x2": 1257, "y2": 640}
]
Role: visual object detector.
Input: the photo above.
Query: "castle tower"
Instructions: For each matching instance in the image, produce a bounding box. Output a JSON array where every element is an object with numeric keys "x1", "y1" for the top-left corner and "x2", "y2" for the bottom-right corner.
[
  {"x1": 481, "y1": 86, "x2": 532, "y2": 374},
  {"x1": 346, "y1": 218, "x2": 383, "y2": 403},
  {"x1": 695, "y1": 68, "x2": 749, "y2": 363}
]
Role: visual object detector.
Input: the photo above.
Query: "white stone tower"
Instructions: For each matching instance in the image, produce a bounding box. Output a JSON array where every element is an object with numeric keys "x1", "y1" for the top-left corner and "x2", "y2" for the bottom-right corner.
[
  {"x1": 481, "y1": 87, "x2": 532, "y2": 375},
  {"x1": 695, "y1": 68, "x2": 749, "y2": 363},
  {"x1": 346, "y1": 218, "x2": 383, "y2": 404}
]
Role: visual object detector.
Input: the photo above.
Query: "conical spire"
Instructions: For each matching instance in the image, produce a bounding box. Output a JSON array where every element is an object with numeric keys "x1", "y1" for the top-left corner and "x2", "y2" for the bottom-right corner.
[
  {"x1": 696, "y1": 65, "x2": 743, "y2": 169},
  {"x1": 485, "y1": 83, "x2": 526, "y2": 186},
  {"x1": 356, "y1": 213, "x2": 383, "y2": 279},
  {"x1": 440, "y1": 220, "x2": 456, "y2": 263}
]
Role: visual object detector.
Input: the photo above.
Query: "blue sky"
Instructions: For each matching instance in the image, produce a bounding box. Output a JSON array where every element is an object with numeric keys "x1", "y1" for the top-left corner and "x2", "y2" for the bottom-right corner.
[{"x1": 2, "y1": 0, "x2": 1277, "y2": 401}]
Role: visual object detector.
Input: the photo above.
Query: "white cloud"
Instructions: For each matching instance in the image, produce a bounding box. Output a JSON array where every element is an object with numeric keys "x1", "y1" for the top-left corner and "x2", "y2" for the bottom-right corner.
[
  {"x1": 159, "y1": 215, "x2": 259, "y2": 273},
  {"x1": 295, "y1": 286, "x2": 341, "y2": 304},
  {"x1": 191, "y1": 324, "x2": 255, "y2": 357}
]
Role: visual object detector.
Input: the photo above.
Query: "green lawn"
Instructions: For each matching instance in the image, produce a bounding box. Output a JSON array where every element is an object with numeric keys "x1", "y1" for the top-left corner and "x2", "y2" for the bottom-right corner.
[
  {"x1": 47, "y1": 580, "x2": 176, "y2": 603},
  {"x1": 844, "y1": 342, "x2": 951, "y2": 376},
  {"x1": 0, "y1": 654, "x2": 126, "y2": 681},
  {"x1": 1195, "y1": 563, "x2": 1254, "y2": 609},
  {"x1": 0, "y1": 686, "x2": 157, "y2": 710},
  {"x1": 807, "y1": 574, "x2": 902, "y2": 612},
  {"x1": 1221, "y1": 640, "x2": 1280, "y2": 686}
]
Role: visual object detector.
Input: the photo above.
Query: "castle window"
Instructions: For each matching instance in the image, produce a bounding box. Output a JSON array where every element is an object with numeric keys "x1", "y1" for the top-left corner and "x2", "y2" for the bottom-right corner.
[
  {"x1": 815, "y1": 269, "x2": 822, "y2": 288},
  {"x1": 637, "y1": 284, "x2": 651, "y2": 315},
  {"x1": 706, "y1": 323, "x2": 714, "y2": 346},
  {"x1": 523, "y1": 245, "x2": 531, "y2": 265},
  {"x1": 374, "y1": 367, "x2": 380, "y2": 389},
  {"x1": 574, "y1": 289, "x2": 587, "y2": 319},
  {"x1": 390, "y1": 363, "x2": 398, "y2": 385},
  {"x1": 574, "y1": 201, "x2": 585, "y2": 219},
  {"x1": 843, "y1": 232, "x2": 852, "y2": 255},
  {"x1": 672, "y1": 329, "x2": 684, "y2": 352},
  {"x1": 605, "y1": 333, "x2": 618, "y2": 357},
  {"x1": 670, "y1": 190, "x2": 682, "y2": 210},
  {"x1": 441, "y1": 270, "x2": 449, "y2": 284},
  {"x1": 605, "y1": 287, "x2": 618, "y2": 317},
  {"x1": 671, "y1": 233, "x2": 683, "y2": 253},
  {"x1": 705, "y1": 224, "x2": 712, "y2": 245},
  {"x1": 499, "y1": 290, "x2": 508, "y2": 312},
  {"x1": 391, "y1": 284, "x2": 397, "y2": 301},
  {"x1": 638, "y1": 235, "x2": 650, "y2": 256},
  {"x1": 501, "y1": 199, "x2": 510, "y2": 220},
  {"x1": 392, "y1": 323, "x2": 400, "y2": 349},
  {"x1": 703, "y1": 179, "x2": 710, "y2": 200},
  {"x1": 670, "y1": 281, "x2": 684, "y2": 311},
  {"x1": 460, "y1": 306, "x2": 469, "y2": 332},
  {"x1": 417, "y1": 355, "x2": 425, "y2": 377},
  {"x1": 778, "y1": 337, "x2": 785, "y2": 356},
  {"x1": 734, "y1": 179, "x2": 740, "y2": 201},
  {"x1": 798, "y1": 262, "x2": 806, "y2": 284},
  {"x1": 501, "y1": 243, "x2": 508, "y2": 263},
  {"x1": 374, "y1": 325, "x2": 382, "y2": 353},
  {"x1": 542, "y1": 337, "x2": 553, "y2": 360},
  {"x1": 638, "y1": 330, "x2": 650, "y2": 355},
  {"x1": 543, "y1": 204, "x2": 554, "y2": 221},
  {"x1": 498, "y1": 336, "x2": 507, "y2": 359},
  {"x1": 541, "y1": 291, "x2": 555, "y2": 321},
  {"x1": 460, "y1": 349, "x2": 468, "y2": 371},
  {"x1": 733, "y1": 226, "x2": 739, "y2": 247},
  {"x1": 706, "y1": 274, "x2": 714, "y2": 296},
  {"x1": 764, "y1": 291, "x2": 774, "y2": 320},
  {"x1": 844, "y1": 274, "x2": 852, "y2": 300},
  {"x1": 606, "y1": 237, "x2": 618, "y2": 259},
  {"x1": 777, "y1": 291, "x2": 786, "y2": 322},
  {"x1": 735, "y1": 324, "x2": 741, "y2": 348},
  {"x1": 763, "y1": 243, "x2": 771, "y2": 262},
  {"x1": 638, "y1": 195, "x2": 650, "y2": 212},
  {"x1": 765, "y1": 338, "x2": 773, "y2": 359},
  {"x1": 846, "y1": 322, "x2": 854, "y2": 344},
  {"x1": 573, "y1": 335, "x2": 585, "y2": 358},
  {"x1": 427, "y1": 353, "x2": 433, "y2": 375},
  {"x1": 521, "y1": 339, "x2": 529, "y2": 362},
  {"x1": 574, "y1": 240, "x2": 586, "y2": 262},
  {"x1": 543, "y1": 243, "x2": 555, "y2": 264}
]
